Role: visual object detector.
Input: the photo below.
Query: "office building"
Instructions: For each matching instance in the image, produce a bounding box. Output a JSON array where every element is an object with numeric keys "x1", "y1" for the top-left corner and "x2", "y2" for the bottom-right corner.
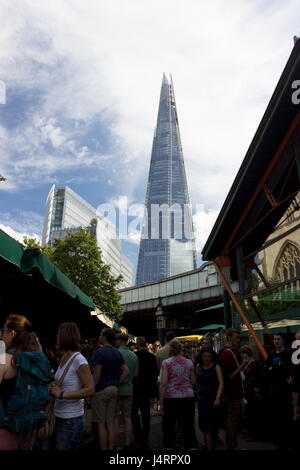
[
  {"x1": 136, "y1": 74, "x2": 196, "y2": 284},
  {"x1": 42, "y1": 185, "x2": 133, "y2": 288}
]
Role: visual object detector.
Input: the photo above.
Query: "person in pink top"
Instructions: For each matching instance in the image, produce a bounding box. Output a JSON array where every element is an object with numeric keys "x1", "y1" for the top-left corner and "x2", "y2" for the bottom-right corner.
[{"x1": 159, "y1": 340, "x2": 197, "y2": 450}]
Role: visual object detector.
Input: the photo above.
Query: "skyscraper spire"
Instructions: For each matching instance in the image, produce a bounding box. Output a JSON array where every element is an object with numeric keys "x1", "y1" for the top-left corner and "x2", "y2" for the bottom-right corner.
[{"x1": 136, "y1": 75, "x2": 196, "y2": 285}]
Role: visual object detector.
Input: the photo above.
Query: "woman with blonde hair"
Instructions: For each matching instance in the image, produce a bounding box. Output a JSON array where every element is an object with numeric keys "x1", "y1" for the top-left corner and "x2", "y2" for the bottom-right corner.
[
  {"x1": 0, "y1": 314, "x2": 50, "y2": 450},
  {"x1": 49, "y1": 322, "x2": 94, "y2": 450},
  {"x1": 159, "y1": 340, "x2": 197, "y2": 450}
]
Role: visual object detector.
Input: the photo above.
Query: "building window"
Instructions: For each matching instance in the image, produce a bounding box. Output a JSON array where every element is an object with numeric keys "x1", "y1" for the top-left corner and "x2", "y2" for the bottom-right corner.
[{"x1": 274, "y1": 241, "x2": 300, "y2": 287}]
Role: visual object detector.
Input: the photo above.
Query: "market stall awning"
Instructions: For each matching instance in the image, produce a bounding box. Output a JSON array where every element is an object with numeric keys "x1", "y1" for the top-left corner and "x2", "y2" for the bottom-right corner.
[
  {"x1": 0, "y1": 229, "x2": 96, "y2": 339},
  {"x1": 260, "y1": 287, "x2": 300, "y2": 302},
  {"x1": 202, "y1": 39, "x2": 300, "y2": 262},
  {"x1": 21, "y1": 247, "x2": 94, "y2": 310},
  {"x1": 240, "y1": 318, "x2": 300, "y2": 333},
  {"x1": 193, "y1": 324, "x2": 225, "y2": 332},
  {"x1": 0, "y1": 229, "x2": 24, "y2": 268},
  {"x1": 175, "y1": 335, "x2": 203, "y2": 342},
  {"x1": 195, "y1": 303, "x2": 224, "y2": 313},
  {"x1": 91, "y1": 307, "x2": 136, "y2": 339}
]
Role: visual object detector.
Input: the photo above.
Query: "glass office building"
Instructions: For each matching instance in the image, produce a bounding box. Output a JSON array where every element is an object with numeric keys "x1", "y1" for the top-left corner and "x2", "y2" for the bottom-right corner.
[
  {"x1": 136, "y1": 75, "x2": 196, "y2": 285},
  {"x1": 42, "y1": 185, "x2": 133, "y2": 288}
]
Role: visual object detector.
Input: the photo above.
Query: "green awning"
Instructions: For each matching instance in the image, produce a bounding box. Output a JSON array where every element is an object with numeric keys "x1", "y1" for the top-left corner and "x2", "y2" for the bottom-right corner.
[
  {"x1": 240, "y1": 317, "x2": 300, "y2": 333},
  {"x1": 0, "y1": 229, "x2": 24, "y2": 268},
  {"x1": 0, "y1": 229, "x2": 94, "y2": 310},
  {"x1": 240, "y1": 307, "x2": 300, "y2": 324},
  {"x1": 193, "y1": 324, "x2": 225, "y2": 332},
  {"x1": 260, "y1": 288, "x2": 300, "y2": 302},
  {"x1": 195, "y1": 303, "x2": 224, "y2": 313},
  {"x1": 21, "y1": 248, "x2": 94, "y2": 309}
]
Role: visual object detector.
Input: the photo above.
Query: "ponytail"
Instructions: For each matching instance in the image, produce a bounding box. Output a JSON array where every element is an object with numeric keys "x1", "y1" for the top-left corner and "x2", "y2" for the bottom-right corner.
[{"x1": 5, "y1": 314, "x2": 39, "y2": 353}]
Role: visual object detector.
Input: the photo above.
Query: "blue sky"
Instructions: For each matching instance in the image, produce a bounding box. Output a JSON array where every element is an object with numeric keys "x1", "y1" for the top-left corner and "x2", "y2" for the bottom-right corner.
[{"x1": 0, "y1": 0, "x2": 299, "y2": 277}]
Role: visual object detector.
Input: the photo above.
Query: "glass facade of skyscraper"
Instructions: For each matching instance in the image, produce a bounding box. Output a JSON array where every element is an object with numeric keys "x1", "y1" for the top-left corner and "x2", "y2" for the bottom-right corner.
[
  {"x1": 42, "y1": 185, "x2": 133, "y2": 288},
  {"x1": 136, "y1": 75, "x2": 196, "y2": 285}
]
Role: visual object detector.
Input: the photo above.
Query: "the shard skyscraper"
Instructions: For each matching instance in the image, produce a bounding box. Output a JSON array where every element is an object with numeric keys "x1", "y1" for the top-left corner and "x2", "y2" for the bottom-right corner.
[{"x1": 136, "y1": 74, "x2": 196, "y2": 285}]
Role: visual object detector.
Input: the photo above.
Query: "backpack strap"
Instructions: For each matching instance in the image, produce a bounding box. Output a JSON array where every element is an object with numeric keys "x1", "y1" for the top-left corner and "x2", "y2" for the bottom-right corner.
[
  {"x1": 225, "y1": 348, "x2": 240, "y2": 367},
  {"x1": 6, "y1": 349, "x2": 16, "y2": 355},
  {"x1": 224, "y1": 348, "x2": 245, "y2": 393},
  {"x1": 57, "y1": 352, "x2": 80, "y2": 387}
]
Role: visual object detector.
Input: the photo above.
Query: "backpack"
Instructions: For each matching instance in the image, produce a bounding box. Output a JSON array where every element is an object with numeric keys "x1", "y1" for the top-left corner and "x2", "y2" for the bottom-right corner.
[{"x1": 0, "y1": 351, "x2": 52, "y2": 435}]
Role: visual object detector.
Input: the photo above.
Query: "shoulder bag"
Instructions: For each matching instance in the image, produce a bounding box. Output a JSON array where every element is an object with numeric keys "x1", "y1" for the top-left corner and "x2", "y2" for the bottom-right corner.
[{"x1": 38, "y1": 352, "x2": 80, "y2": 441}]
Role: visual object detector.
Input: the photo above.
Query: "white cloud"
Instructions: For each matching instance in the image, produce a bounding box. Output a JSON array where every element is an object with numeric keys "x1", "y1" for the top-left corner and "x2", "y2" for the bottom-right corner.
[
  {"x1": 0, "y1": 0, "x2": 299, "y2": 248},
  {"x1": 0, "y1": 115, "x2": 114, "y2": 191},
  {"x1": 40, "y1": 118, "x2": 66, "y2": 148},
  {"x1": 127, "y1": 230, "x2": 141, "y2": 245},
  {"x1": 0, "y1": 223, "x2": 41, "y2": 244},
  {"x1": 193, "y1": 207, "x2": 219, "y2": 253},
  {"x1": 0, "y1": 210, "x2": 44, "y2": 240}
]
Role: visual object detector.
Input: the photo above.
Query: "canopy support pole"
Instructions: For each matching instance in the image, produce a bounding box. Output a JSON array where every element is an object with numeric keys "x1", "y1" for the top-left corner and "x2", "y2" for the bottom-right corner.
[
  {"x1": 247, "y1": 297, "x2": 267, "y2": 328},
  {"x1": 214, "y1": 261, "x2": 268, "y2": 360}
]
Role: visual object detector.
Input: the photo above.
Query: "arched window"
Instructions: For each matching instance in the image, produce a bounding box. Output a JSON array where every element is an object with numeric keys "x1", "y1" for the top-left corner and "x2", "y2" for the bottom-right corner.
[{"x1": 274, "y1": 242, "x2": 300, "y2": 287}]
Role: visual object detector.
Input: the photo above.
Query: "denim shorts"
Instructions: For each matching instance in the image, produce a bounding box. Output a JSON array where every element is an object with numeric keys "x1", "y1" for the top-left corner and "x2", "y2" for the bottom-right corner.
[{"x1": 55, "y1": 416, "x2": 84, "y2": 450}]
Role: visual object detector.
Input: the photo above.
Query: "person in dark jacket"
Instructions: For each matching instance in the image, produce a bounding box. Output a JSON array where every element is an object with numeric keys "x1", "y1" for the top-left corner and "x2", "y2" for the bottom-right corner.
[
  {"x1": 131, "y1": 336, "x2": 159, "y2": 448},
  {"x1": 265, "y1": 334, "x2": 293, "y2": 450}
]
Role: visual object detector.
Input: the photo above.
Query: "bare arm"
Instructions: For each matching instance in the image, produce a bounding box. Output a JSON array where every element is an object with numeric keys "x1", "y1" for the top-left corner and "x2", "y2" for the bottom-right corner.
[
  {"x1": 229, "y1": 360, "x2": 247, "y2": 380},
  {"x1": 215, "y1": 364, "x2": 224, "y2": 404},
  {"x1": 156, "y1": 356, "x2": 162, "y2": 372},
  {"x1": 119, "y1": 364, "x2": 129, "y2": 385},
  {"x1": 50, "y1": 364, "x2": 95, "y2": 399},
  {"x1": 159, "y1": 365, "x2": 168, "y2": 412},
  {"x1": 0, "y1": 354, "x2": 16, "y2": 384},
  {"x1": 0, "y1": 364, "x2": 5, "y2": 384},
  {"x1": 93, "y1": 364, "x2": 102, "y2": 387}
]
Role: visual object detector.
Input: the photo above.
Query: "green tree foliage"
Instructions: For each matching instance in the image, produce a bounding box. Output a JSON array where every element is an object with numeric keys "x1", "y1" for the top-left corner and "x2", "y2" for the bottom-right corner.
[
  {"x1": 23, "y1": 229, "x2": 123, "y2": 321},
  {"x1": 0, "y1": 174, "x2": 6, "y2": 181},
  {"x1": 22, "y1": 236, "x2": 54, "y2": 258},
  {"x1": 23, "y1": 236, "x2": 43, "y2": 249}
]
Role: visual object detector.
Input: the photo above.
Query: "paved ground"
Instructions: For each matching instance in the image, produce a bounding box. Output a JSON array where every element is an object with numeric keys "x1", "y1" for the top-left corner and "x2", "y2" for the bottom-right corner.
[
  {"x1": 82, "y1": 409, "x2": 276, "y2": 451},
  {"x1": 147, "y1": 412, "x2": 276, "y2": 451}
]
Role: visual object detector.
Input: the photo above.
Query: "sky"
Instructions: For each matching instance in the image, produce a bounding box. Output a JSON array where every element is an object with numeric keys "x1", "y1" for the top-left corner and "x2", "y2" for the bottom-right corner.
[{"x1": 0, "y1": 0, "x2": 299, "y2": 278}]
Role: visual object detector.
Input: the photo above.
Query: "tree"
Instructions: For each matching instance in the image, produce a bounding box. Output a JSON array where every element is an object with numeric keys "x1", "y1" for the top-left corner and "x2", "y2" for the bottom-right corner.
[
  {"x1": 90, "y1": 218, "x2": 97, "y2": 227},
  {"x1": 23, "y1": 229, "x2": 124, "y2": 321},
  {"x1": 22, "y1": 236, "x2": 54, "y2": 258},
  {"x1": 0, "y1": 174, "x2": 6, "y2": 181},
  {"x1": 23, "y1": 236, "x2": 43, "y2": 249}
]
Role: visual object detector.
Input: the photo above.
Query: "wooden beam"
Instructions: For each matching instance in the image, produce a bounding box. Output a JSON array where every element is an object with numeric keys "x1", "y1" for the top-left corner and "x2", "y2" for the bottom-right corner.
[
  {"x1": 223, "y1": 110, "x2": 300, "y2": 255},
  {"x1": 248, "y1": 297, "x2": 267, "y2": 328},
  {"x1": 214, "y1": 261, "x2": 268, "y2": 360}
]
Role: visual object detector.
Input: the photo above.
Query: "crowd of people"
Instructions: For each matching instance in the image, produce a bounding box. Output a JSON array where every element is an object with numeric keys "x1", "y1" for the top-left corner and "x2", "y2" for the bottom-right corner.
[{"x1": 0, "y1": 314, "x2": 299, "y2": 451}]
